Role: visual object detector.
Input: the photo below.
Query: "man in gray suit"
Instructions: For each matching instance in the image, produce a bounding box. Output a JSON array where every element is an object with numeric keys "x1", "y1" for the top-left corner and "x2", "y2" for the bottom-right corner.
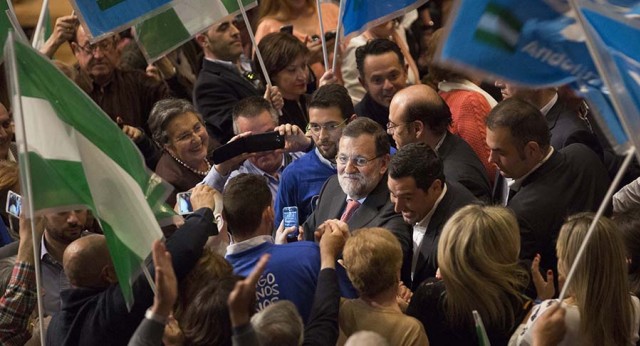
[{"x1": 303, "y1": 118, "x2": 412, "y2": 283}]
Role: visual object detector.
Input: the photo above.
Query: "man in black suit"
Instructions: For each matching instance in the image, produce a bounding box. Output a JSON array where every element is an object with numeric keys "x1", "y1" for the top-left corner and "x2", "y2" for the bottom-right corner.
[
  {"x1": 388, "y1": 143, "x2": 477, "y2": 290},
  {"x1": 303, "y1": 118, "x2": 412, "y2": 283},
  {"x1": 486, "y1": 98, "x2": 610, "y2": 275},
  {"x1": 388, "y1": 84, "x2": 491, "y2": 203},
  {"x1": 494, "y1": 82, "x2": 603, "y2": 159},
  {"x1": 194, "y1": 18, "x2": 282, "y2": 146}
]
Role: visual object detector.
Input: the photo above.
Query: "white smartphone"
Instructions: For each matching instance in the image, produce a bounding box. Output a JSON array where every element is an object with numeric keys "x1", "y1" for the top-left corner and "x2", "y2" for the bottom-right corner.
[
  {"x1": 176, "y1": 191, "x2": 193, "y2": 215},
  {"x1": 5, "y1": 190, "x2": 21, "y2": 218}
]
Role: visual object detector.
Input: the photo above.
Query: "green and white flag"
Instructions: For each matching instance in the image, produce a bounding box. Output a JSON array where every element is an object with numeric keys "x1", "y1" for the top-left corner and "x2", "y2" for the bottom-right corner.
[
  {"x1": 134, "y1": 0, "x2": 257, "y2": 63},
  {"x1": 474, "y1": 2, "x2": 523, "y2": 52},
  {"x1": 5, "y1": 34, "x2": 175, "y2": 309},
  {"x1": 0, "y1": 0, "x2": 28, "y2": 54},
  {"x1": 31, "y1": 0, "x2": 53, "y2": 50}
]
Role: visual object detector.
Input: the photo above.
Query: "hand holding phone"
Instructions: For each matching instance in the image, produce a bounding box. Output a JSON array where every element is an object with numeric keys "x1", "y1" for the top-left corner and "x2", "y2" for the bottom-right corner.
[
  {"x1": 283, "y1": 206, "x2": 299, "y2": 241},
  {"x1": 212, "y1": 131, "x2": 285, "y2": 164}
]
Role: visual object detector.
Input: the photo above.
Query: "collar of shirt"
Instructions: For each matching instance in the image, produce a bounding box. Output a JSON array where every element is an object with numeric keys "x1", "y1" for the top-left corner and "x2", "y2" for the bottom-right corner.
[
  {"x1": 7, "y1": 149, "x2": 15, "y2": 162},
  {"x1": 540, "y1": 92, "x2": 558, "y2": 116},
  {"x1": 509, "y1": 147, "x2": 555, "y2": 191},
  {"x1": 415, "y1": 183, "x2": 448, "y2": 230},
  {"x1": 242, "y1": 154, "x2": 286, "y2": 183},
  {"x1": 40, "y1": 234, "x2": 59, "y2": 265},
  {"x1": 434, "y1": 132, "x2": 447, "y2": 152},
  {"x1": 205, "y1": 57, "x2": 239, "y2": 72},
  {"x1": 226, "y1": 235, "x2": 273, "y2": 255},
  {"x1": 76, "y1": 67, "x2": 115, "y2": 93},
  {"x1": 314, "y1": 148, "x2": 336, "y2": 169}
]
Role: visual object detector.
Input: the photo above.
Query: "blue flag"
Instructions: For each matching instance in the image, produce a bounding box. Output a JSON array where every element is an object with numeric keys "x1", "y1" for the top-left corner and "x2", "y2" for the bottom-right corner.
[
  {"x1": 70, "y1": 0, "x2": 172, "y2": 39},
  {"x1": 342, "y1": 0, "x2": 428, "y2": 38},
  {"x1": 440, "y1": 0, "x2": 640, "y2": 152}
]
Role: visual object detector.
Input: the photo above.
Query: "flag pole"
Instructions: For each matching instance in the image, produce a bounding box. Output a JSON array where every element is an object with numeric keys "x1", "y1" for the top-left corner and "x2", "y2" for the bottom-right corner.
[
  {"x1": 31, "y1": 0, "x2": 49, "y2": 48},
  {"x1": 316, "y1": 0, "x2": 329, "y2": 68},
  {"x1": 5, "y1": 31, "x2": 46, "y2": 346},
  {"x1": 558, "y1": 146, "x2": 635, "y2": 301},
  {"x1": 236, "y1": 0, "x2": 272, "y2": 87},
  {"x1": 332, "y1": 0, "x2": 345, "y2": 72}
]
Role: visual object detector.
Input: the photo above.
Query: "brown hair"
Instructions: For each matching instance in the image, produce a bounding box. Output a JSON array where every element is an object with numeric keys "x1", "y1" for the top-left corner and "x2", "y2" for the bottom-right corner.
[
  {"x1": 223, "y1": 174, "x2": 272, "y2": 238},
  {"x1": 256, "y1": 32, "x2": 309, "y2": 87}
]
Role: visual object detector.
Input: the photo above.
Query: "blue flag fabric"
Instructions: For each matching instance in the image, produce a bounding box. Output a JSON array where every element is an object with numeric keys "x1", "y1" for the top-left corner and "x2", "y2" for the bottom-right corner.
[
  {"x1": 440, "y1": 0, "x2": 640, "y2": 152},
  {"x1": 342, "y1": 0, "x2": 428, "y2": 38},
  {"x1": 70, "y1": 0, "x2": 172, "y2": 40}
]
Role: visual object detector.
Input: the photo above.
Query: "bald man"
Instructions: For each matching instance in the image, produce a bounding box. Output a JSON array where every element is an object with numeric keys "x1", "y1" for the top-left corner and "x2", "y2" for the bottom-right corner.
[
  {"x1": 47, "y1": 185, "x2": 220, "y2": 346},
  {"x1": 388, "y1": 84, "x2": 491, "y2": 202}
]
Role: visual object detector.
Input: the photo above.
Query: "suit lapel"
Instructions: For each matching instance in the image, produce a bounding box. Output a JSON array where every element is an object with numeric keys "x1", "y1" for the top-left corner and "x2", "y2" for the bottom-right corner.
[
  {"x1": 204, "y1": 60, "x2": 257, "y2": 95},
  {"x1": 413, "y1": 189, "x2": 452, "y2": 282},
  {"x1": 347, "y1": 175, "x2": 390, "y2": 230}
]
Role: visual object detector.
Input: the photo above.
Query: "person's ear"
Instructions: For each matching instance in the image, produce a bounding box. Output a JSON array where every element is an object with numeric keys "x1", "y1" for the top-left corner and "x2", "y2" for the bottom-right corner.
[
  {"x1": 101, "y1": 264, "x2": 118, "y2": 285},
  {"x1": 412, "y1": 120, "x2": 425, "y2": 139},
  {"x1": 348, "y1": 114, "x2": 357, "y2": 123},
  {"x1": 195, "y1": 34, "x2": 208, "y2": 48},
  {"x1": 379, "y1": 153, "x2": 391, "y2": 175},
  {"x1": 524, "y1": 141, "x2": 541, "y2": 159}
]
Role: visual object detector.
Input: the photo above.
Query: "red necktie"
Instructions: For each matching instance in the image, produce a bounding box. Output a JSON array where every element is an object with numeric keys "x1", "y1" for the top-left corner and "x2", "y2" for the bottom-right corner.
[{"x1": 340, "y1": 199, "x2": 361, "y2": 222}]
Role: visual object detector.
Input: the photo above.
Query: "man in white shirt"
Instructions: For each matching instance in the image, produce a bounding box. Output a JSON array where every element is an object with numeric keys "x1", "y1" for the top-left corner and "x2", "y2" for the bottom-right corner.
[{"x1": 387, "y1": 142, "x2": 477, "y2": 290}]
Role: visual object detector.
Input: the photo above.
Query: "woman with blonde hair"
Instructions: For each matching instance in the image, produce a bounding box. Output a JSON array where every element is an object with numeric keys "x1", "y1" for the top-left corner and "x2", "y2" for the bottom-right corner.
[
  {"x1": 516, "y1": 213, "x2": 640, "y2": 345},
  {"x1": 407, "y1": 204, "x2": 531, "y2": 345}
]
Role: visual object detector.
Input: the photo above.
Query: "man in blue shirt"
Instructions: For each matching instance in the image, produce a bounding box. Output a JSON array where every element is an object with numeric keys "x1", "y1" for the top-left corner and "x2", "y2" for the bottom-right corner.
[{"x1": 275, "y1": 85, "x2": 356, "y2": 226}]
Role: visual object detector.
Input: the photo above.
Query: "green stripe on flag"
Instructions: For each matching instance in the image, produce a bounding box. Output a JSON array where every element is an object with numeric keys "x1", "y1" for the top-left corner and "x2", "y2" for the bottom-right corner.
[
  {"x1": 220, "y1": 0, "x2": 256, "y2": 14},
  {"x1": 474, "y1": 30, "x2": 517, "y2": 52},
  {"x1": 485, "y1": 2, "x2": 522, "y2": 32},
  {"x1": 136, "y1": 9, "x2": 190, "y2": 59},
  {"x1": 9, "y1": 36, "x2": 173, "y2": 309}
]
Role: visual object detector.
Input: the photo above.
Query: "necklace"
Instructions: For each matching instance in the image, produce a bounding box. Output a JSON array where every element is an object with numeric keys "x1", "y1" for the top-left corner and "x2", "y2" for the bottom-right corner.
[{"x1": 167, "y1": 151, "x2": 211, "y2": 176}]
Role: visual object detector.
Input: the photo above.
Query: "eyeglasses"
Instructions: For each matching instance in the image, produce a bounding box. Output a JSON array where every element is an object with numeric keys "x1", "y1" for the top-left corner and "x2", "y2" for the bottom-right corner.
[
  {"x1": 76, "y1": 39, "x2": 115, "y2": 55},
  {"x1": 386, "y1": 120, "x2": 413, "y2": 134},
  {"x1": 335, "y1": 153, "x2": 384, "y2": 167},
  {"x1": 306, "y1": 119, "x2": 347, "y2": 135}
]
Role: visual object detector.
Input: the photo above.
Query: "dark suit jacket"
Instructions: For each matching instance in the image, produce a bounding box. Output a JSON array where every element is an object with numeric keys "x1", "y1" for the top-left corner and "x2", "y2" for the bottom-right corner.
[
  {"x1": 438, "y1": 132, "x2": 491, "y2": 203},
  {"x1": 411, "y1": 182, "x2": 477, "y2": 290},
  {"x1": 303, "y1": 174, "x2": 412, "y2": 283},
  {"x1": 507, "y1": 144, "x2": 610, "y2": 275},
  {"x1": 47, "y1": 208, "x2": 216, "y2": 346},
  {"x1": 546, "y1": 98, "x2": 603, "y2": 161},
  {"x1": 193, "y1": 59, "x2": 259, "y2": 144}
]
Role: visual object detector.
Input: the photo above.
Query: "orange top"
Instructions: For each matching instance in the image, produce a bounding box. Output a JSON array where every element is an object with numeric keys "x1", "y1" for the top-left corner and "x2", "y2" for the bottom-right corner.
[{"x1": 440, "y1": 89, "x2": 497, "y2": 185}]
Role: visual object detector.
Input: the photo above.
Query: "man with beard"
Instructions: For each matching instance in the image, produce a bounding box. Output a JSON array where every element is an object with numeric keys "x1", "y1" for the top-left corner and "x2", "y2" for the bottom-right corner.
[
  {"x1": 201, "y1": 96, "x2": 311, "y2": 205},
  {"x1": 40, "y1": 209, "x2": 90, "y2": 315},
  {"x1": 274, "y1": 85, "x2": 356, "y2": 226},
  {"x1": 303, "y1": 118, "x2": 412, "y2": 284},
  {"x1": 387, "y1": 143, "x2": 477, "y2": 290}
]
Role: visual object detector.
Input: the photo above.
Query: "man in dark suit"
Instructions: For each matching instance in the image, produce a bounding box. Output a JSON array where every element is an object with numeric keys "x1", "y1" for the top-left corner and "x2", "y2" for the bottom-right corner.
[
  {"x1": 388, "y1": 84, "x2": 491, "y2": 203},
  {"x1": 303, "y1": 118, "x2": 412, "y2": 283},
  {"x1": 193, "y1": 18, "x2": 282, "y2": 146},
  {"x1": 486, "y1": 98, "x2": 610, "y2": 276},
  {"x1": 388, "y1": 143, "x2": 477, "y2": 290}
]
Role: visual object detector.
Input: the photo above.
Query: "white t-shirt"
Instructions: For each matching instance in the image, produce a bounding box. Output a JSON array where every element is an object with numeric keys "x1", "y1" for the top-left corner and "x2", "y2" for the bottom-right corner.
[{"x1": 513, "y1": 296, "x2": 640, "y2": 345}]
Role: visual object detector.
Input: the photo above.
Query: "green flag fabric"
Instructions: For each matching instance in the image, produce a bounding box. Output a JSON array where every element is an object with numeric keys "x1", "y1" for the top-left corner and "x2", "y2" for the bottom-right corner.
[
  {"x1": 5, "y1": 35, "x2": 175, "y2": 309},
  {"x1": 134, "y1": 0, "x2": 257, "y2": 63}
]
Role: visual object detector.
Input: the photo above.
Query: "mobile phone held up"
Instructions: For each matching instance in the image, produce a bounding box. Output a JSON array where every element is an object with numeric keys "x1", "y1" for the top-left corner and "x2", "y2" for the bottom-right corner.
[
  {"x1": 212, "y1": 131, "x2": 285, "y2": 164},
  {"x1": 5, "y1": 190, "x2": 21, "y2": 218},
  {"x1": 283, "y1": 206, "x2": 299, "y2": 241},
  {"x1": 176, "y1": 191, "x2": 193, "y2": 216}
]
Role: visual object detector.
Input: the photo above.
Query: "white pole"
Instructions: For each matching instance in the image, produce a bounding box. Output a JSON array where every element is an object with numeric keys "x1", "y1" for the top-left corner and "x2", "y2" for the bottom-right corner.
[
  {"x1": 5, "y1": 32, "x2": 47, "y2": 346},
  {"x1": 316, "y1": 0, "x2": 329, "y2": 68},
  {"x1": 31, "y1": 0, "x2": 49, "y2": 48},
  {"x1": 332, "y1": 0, "x2": 345, "y2": 72},
  {"x1": 558, "y1": 146, "x2": 635, "y2": 301},
  {"x1": 236, "y1": 0, "x2": 272, "y2": 87}
]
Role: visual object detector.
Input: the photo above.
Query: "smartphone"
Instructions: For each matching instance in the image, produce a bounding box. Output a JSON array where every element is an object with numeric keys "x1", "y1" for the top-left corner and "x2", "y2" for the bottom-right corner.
[
  {"x1": 176, "y1": 191, "x2": 193, "y2": 215},
  {"x1": 283, "y1": 206, "x2": 299, "y2": 241},
  {"x1": 5, "y1": 190, "x2": 21, "y2": 218},
  {"x1": 280, "y1": 24, "x2": 293, "y2": 35},
  {"x1": 212, "y1": 131, "x2": 285, "y2": 164}
]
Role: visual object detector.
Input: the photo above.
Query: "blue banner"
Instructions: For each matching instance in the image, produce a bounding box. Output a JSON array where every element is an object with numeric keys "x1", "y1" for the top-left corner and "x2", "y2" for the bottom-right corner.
[
  {"x1": 342, "y1": 0, "x2": 428, "y2": 38},
  {"x1": 440, "y1": 0, "x2": 640, "y2": 151},
  {"x1": 71, "y1": 0, "x2": 172, "y2": 39}
]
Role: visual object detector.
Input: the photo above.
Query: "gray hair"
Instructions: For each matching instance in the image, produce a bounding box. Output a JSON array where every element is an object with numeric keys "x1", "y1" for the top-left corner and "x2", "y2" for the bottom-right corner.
[
  {"x1": 148, "y1": 98, "x2": 203, "y2": 145},
  {"x1": 231, "y1": 96, "x2": 278, "y2": 135},
  {"x1": 251, "y1": 300, "x2": 303, "y2": 346}
]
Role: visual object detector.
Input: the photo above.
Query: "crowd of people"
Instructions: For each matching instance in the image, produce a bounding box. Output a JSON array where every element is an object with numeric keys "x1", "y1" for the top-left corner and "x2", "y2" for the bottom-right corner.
[{"x1": 1, "y1": 0, "x2": 640, "y2": 345}]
